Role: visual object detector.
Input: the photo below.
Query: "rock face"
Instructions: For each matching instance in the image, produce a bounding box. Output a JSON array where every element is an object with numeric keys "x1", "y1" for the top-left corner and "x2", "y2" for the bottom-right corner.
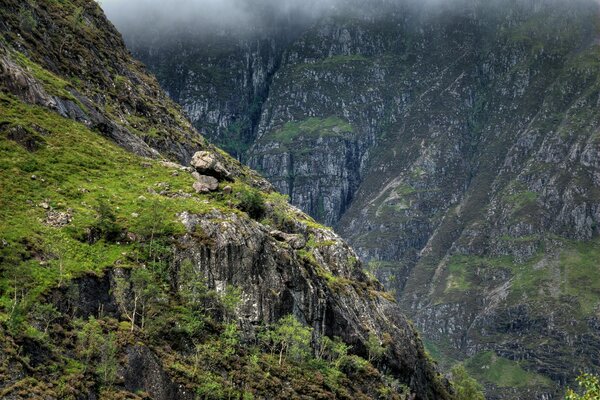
[
  {"x1": 179, "y1": 209, "x2": 451, "y2": 398},
  {"x1": 124, "y1": 0, "x2": 600, "y2": 397}
]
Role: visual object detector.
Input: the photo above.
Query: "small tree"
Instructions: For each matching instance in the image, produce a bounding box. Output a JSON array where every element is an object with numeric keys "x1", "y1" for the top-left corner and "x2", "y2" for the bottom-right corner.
[
  {"x1": 130, "y1": 267, "x2": 160, "y2": 331},
  {"x1": 179, "y1": 259, "x2": 205, "y2": 302},
  {"x1": 220, "y1": 286, "x2": 241, "y2": 323},
  {"x1": 33, "y1": 303, "x2": 61, "y2": 334},
  {"x1": 4, "y1": 260, "x2": 35, "y2": 334},
  {"x1": 96, "y1": 332, "x2": 118, "y2": 388},
  {"x1": 237, "y1": 188, "x2": 266, "y2": 220},
  {"x1": 75, "y1": 317, "x2": 103, "y2": 373},
  {"x1": 260, "y1": 315, "x2": 312, "y2": 365},
  {"x1": 220, "y1": 323, "x2": 240, "y2": 359},
  {"x1": 566, "y1": 373, "x2": 600, "y2": 400},
  {"x1": 317, "y1": 335, "x2": 350, "y2": 369},
  {"x1": 366, "y1": 333, "x2": 385, "y2": 363},
  {"x1": 113, "y1": 273, "x2": 137, "y2": 331},
  {"x1": 113, "y1": 268, "x2": 162, "y2": 332},
  {"x1": 19, "y1": 9, "x2": 37, "y2": 32},
  {"x1": 133, "y1": 199, "x2": 176, "y2": 282},
  {"x1": 92, "y1": 198, "x2": 122, "y2": 242}
]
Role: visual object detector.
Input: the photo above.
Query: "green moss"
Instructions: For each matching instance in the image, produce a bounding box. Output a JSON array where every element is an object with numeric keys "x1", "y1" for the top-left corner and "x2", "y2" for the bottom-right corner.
[
  {"x1": 436, "y1": 237, "x2": 600, "y2": 317},
  {"x1": 503, "y1": 189, "x2": 538, "y2": 214},
  {"x1": 444, "y1": 259, "x2": 473, "y2": 293}
]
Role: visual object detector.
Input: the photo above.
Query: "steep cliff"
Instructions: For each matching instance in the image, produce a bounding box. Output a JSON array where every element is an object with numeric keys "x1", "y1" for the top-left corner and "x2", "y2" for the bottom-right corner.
[
  {"x1": 123, "y1": 0, "x2": 600, "y2": 398},
  {"x1": 0, "y1": 1, "x2": 452, "y2": 399}
]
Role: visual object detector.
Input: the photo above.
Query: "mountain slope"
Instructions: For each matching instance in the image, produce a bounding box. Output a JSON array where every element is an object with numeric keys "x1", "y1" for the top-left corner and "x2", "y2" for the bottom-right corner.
[
  {"x1": 122, "y1": 0, "x2": 600, "y2": 398},
  {"x1": 0, "y1": 1, "x2": 451, "y2": 399}
]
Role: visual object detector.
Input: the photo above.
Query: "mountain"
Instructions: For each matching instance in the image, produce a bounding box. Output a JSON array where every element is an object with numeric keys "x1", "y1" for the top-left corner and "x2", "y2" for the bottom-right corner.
[
  {"x1": 0, "y1": 0, "x2": 452, "y2": 399},
  {"x1": 120, "y1": 0, "x2": 600, "y2": 398}
]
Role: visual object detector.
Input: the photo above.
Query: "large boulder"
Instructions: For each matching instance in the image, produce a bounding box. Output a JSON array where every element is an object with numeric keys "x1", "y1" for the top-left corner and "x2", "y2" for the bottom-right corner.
[
  {"x1": 192, "y1": 174, "x2": 219, "y2": 193},
  {"x1": 190, "y1": 151, "x2": 231, "y2": 181}
]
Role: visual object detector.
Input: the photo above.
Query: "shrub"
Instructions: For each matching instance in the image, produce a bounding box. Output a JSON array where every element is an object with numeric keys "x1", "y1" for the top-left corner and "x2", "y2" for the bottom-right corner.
[
  {"x1": 566, "y1": 373, "x2": 600, "y2": 400},
  {"x1": 19, "y1": 9, "x2": 37, "y2": 32},
  {"x1": 237, "y1": 188, "x2": 266, "y2": 220},
  {"x1": 450, "y1": 364, "x2": 485, "y2": 400},
  {"x1": 260, "y1": 315, "x2": 312, "y2": 365},
  {"x1": 366, "y1": 333, "x2": 385, "y2": 363},
  {"x1": 90, "y1": 198, "x2": 122, "y2": 242}
]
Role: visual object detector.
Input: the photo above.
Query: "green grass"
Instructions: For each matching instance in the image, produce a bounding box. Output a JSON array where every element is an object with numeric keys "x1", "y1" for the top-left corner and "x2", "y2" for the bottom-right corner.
[
  {"x1": 321, "y1": 55, "x2": 369, "y2": 64},
  {"x1": 292, "y1": 55, "x2": 370, "y2": 73},
  {"x1": 0, "y1": 92, "x2": 234, "y2": 312},
  {"x1": 262, "y1": 117, "x2": 354, "y2": 146},
  {"x1": 437, "y1": 236, "x2": 600, "y2": 316},
  {"x1": 444, "y1": 259, "x2": 474, "y2": 293},
  {"x1": 465, "y1": 351, "x2": 553, "y2": 388},
  {"x1": 423, "y1": 339, "x2": 445, "y2": 364},
  {"x1": 0, "y1": 90, "x2": 342, "y2": 321},
  {"x1": 559, "y1": 239, "x2": 600, "y2": 314},
  {"x1": 502, "y1": 188, "x2": 539, "y2": 220},
  {"x1": 12, "y1": 51, "x2": 78, "y2": 102}
]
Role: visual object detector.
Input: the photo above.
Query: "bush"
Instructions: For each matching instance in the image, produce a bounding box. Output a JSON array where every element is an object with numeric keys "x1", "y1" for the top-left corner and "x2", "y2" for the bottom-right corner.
[
  {"x1": 237, "y1": 188, "x2": 266, "y2": 220},
  {"x1": 260, "y1": 315, "x2": 312, "y2": 365},
  {"x1": 366, "y1": 333, "x2": 385, "y2": 363},
  {"x1": 19, "y1": 9, "x2": 37, "y2": 32},
  {"x1": 566, "y1": 373, "x2": 600, "y2": 400},
  {"x1": 450, "y1": 364, "x2": 485, "y2": 400},
  {"x1": 89, "y1": 198, "x2": 122, "y2": 242}
]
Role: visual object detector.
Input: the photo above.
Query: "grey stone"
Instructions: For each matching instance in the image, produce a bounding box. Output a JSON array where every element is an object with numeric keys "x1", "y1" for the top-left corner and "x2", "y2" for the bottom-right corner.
[
  {"x1": 193, "y1": 175, "x2": 219, "y2": 193},
  {"x1": 190, "y1": 151, "x2": 231, "y2": 180}
]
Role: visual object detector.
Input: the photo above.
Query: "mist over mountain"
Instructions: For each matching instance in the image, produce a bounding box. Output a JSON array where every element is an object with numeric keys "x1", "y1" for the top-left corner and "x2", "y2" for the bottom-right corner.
[
  {"x1": 102, "y1": 0, "x2": 595, "y2": 43},
  {"x1": 101, "y1": 0, "x2": 343, "y2": 37}
]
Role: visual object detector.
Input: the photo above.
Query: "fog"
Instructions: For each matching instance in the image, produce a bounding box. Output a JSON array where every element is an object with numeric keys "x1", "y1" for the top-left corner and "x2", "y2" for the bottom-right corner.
[
  {"x1": 100, "y1": 0, "x2": 597, "y2": 39},
  {"x1": 100, "y1": 0, "x2": 482, "y2": 36},
  {"x1": 101, "y1": 0, "x2": 346, "y2": 36}
]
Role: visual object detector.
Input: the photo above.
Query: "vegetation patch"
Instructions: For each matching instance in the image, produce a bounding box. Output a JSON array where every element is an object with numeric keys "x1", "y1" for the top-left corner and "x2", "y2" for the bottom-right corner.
[
  {"x1": 558, "y1": 239, "x2": 600, "y2": 314},
  {"x1": 261, "y1": 117, "x2": 354, "y2": 148},
  {"x1": 464, "y1": 351, "x2": 553, "y2": 388}
]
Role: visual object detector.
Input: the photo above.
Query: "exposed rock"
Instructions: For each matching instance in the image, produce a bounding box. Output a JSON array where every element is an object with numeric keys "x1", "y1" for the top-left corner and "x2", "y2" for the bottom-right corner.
[
  {"x1": 190, "y1": 151, "x2": 231, "y2": 181},
  {"x1": 270, "y1": 229, "x2": 307, "y2": 249},
  {"x1": 176, "y1": 210, "x2": 450, "y2": 398},
  {"x1": 5, "y1": 124, "x2": 46, "y2": 152},
  {"x1": 192, "y1": 175, "x2": 219, "y2": 193},
  {"x1": 0, "y1": 0, "x2": 453, "y2": 398},
  {"x1": 45, "y1": 210, "x2": 72, "y2": 227},
  {"x1": 0, "y1": 55, "x2": 57, "y2": 110},
  {"x1": 159, "y1": 160, "x2": 186, "y2": 170},
  {"x1": 131, "y1": 0, "x2": 600, "y2": 397},
  {"x1": 122, "y1": 345, "x2": 193, "y2": 400}
]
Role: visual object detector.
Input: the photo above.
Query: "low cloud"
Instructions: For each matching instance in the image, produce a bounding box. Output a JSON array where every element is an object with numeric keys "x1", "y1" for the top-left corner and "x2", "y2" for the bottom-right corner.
[
  {"x1": 100, "y1": 0, "x2": 598, "y2": 40},
  {"x1": 101, "y1": 0, "x2": 344, "y2": 37}
]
